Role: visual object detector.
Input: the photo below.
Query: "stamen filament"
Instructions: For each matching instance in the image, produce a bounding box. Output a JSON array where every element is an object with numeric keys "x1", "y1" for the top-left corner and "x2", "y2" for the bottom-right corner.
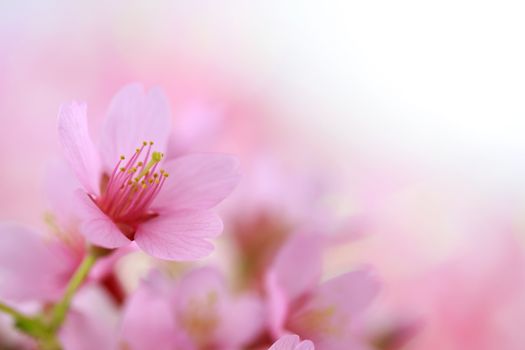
[{"x1": 96, "y1": 142, "x2": 169, "y2": 230}]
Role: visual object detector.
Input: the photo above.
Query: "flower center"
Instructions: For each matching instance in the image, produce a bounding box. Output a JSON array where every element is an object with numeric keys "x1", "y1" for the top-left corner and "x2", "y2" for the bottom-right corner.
[
  {"x1": 180, "y1": 292, "x2": 219, "y2": 347},
  {"x1": 97, "y1": 141, "x2": 169, "y2": 234}
]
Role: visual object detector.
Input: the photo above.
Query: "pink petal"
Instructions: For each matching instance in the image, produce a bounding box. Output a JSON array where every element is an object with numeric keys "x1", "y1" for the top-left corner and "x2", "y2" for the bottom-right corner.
[
  {"x1": 270, "y1": 234, "x2": 324, "y2": 302},
  {"x1": 218, "y1": 293, "x2": 265, "y2": 347},
  {"x1": 0, "y1": 224, "x2": 71, "y2": 301},
  {"x1": 295, "y1": 340, "x2": 316, "y2": 350},
  {"x1": 175, "y1": 267, "x2": 226, "y2": 305},
  {"x1": 75, "y1": 190, "x2": 130, "y2": 248},
  {"x1": 43, "y1": 158, "x2": 81, "y2": 227},
  {"x1": 266, "y1": 271, "x2": 289, "y2": 337},
  {"x1": 99, "y1": 83, "x2": 172, "y2": 171},
  {"x1": 309, "y1": 269, "x2": 380, "y2": 318},
  {"x1": 152, "y1": 153, "x2": 241, "y2": 211},
  {"x1": 269, "y1": 335, "x2": 300, "y2": 350},
  {"x1": 57, "y1": 102, "x2": 101, "y2": 195},
  {"x1": 135, "y1": 210, "x2": 223, "y2": 260},
  {"x1": 119, "y1": 274, "x2": 177, "y2": 350},
  {"x1": 269, "y1": 335, "x2": 315, "y2": 350}
]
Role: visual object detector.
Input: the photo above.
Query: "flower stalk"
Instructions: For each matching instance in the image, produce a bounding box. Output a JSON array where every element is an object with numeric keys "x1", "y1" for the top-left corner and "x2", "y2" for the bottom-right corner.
[
  {"x1": 0, "y1": 301, "x2": 30, "y2": 322},
  {"x1": 0, "y1": 245, "x2": 103, "y2": 349},
  {"x1": 0, "y1": 301, "x2": 60, "y2": 349},
  {"x1": 49, "y1": 246, "x2": 99, "y2": 331}
]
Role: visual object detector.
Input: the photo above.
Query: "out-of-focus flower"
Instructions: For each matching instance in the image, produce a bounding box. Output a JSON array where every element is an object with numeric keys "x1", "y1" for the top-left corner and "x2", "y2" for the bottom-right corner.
[
  {"x1": 268, "y1": 334, "x2": 315, "y2": 350},
  {"x1": 119, "y1": 267, "x2": 264, "y2": 350},
  {"x1": 0, "y1": 223, "x2": 82, "y2": 302},
  {"x1": 0, "y1": 158, "x2": 127, "y2": 303},
  {"x1": 0, "y1": 166, "x2": 89, "y2": 302},
  {"x1": 360, "y1": 192, "x2": 525, "y2": 350},
  {"x1": 266, "y1": 233, "x2": 380, "y2": 350},
  {"x1": 0, "y1": 224, "x2": 119, "y2": 349},
  {"x1": 58, "y1": 83, "x2": 240, "y2": 260},
  {"x1": 226, "y1": 152, "x2": 365, "y2": 292},
  {"x1": 402, "y1": 231, "x2": 525, "y2": 350}
]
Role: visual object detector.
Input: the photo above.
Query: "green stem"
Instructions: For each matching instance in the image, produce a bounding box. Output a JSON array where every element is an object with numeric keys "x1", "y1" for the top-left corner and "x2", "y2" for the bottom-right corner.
[
  {"x1": 0, "y1": 246, "x2": 106, "y2": 349},
  {"x1": 0, "y1": 301, "x2": 54, "y2": 346},
  {"x1": 0, "y1": 301, "x2": 30, "y2": 321},
  {"x1": 49, "y1": 248, "x2": 98, "y2": 331}
]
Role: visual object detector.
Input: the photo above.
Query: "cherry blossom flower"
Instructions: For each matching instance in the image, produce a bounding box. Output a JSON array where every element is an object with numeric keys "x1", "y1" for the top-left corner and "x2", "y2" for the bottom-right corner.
[
  {"x1": 119, "y1": 267, "x2": 264, "y2": 350},
  {"x1": 0, "y1": 161, "x2": 119, "y2": 303},
  {"x1": 0, "y1": 223, "x2": 82, "y2": 302},
  {"x1": 58, "y1": 83, "x2": 240, "y2": 260},
  {"x1": 0, "y1": 161, "x2": 122, "y2": 349},
  {"x1": 266, "y1": 233, "x2": 380, "y2": 350}
]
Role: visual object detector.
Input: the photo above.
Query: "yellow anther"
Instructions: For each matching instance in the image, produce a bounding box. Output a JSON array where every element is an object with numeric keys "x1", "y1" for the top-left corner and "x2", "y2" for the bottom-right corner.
[
  {"x1": 163, "y1": 173, "x2": 169, "y2": 178},
  {"x1": 153, "y1": 173, "x2": 159, "y2": 178},
  {"x1": 120, "y1": 155, "x2": 125, "y2": 160},
  {"x1": 136, "y1": 148, "x2": 140, "y2": 153},
  {"x1": 143, "y1": 141, "x2": 148, "y2": 146},
  {"x1": 120, "y1": 167, "x2": 126, "y2": 172},
  {"x1": 137, "y1": 161, "x2": 144, "y2": 167},
  {"x1": 149, "y1": 141, "x2": 154, "y2": 145}
]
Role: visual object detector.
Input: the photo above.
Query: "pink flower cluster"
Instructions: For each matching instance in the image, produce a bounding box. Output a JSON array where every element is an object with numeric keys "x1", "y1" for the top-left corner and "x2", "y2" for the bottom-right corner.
[
  {"x1": 1, "y1": 83, "x2": 525, "y2": 350},
  {"x1": 0, "y1": 84, "x2": 380, "y2": 350}
]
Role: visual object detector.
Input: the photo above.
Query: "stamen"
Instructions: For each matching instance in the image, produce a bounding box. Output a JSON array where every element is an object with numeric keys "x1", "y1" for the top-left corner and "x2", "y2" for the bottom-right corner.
[{"x1": 98, "y1": 142, "x2": 168, "y2": 225}]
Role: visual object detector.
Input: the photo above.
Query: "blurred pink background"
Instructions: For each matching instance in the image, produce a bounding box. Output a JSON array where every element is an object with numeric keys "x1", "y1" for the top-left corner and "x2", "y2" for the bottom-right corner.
[{"x1": 2, "y1": 2, "x2": 525, "y2": 349}]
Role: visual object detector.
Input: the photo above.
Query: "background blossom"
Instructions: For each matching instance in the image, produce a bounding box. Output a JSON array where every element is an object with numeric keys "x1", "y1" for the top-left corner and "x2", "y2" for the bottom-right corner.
[{"x1": 1, "y1": 2, "x2": 525, "y2": 350}]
